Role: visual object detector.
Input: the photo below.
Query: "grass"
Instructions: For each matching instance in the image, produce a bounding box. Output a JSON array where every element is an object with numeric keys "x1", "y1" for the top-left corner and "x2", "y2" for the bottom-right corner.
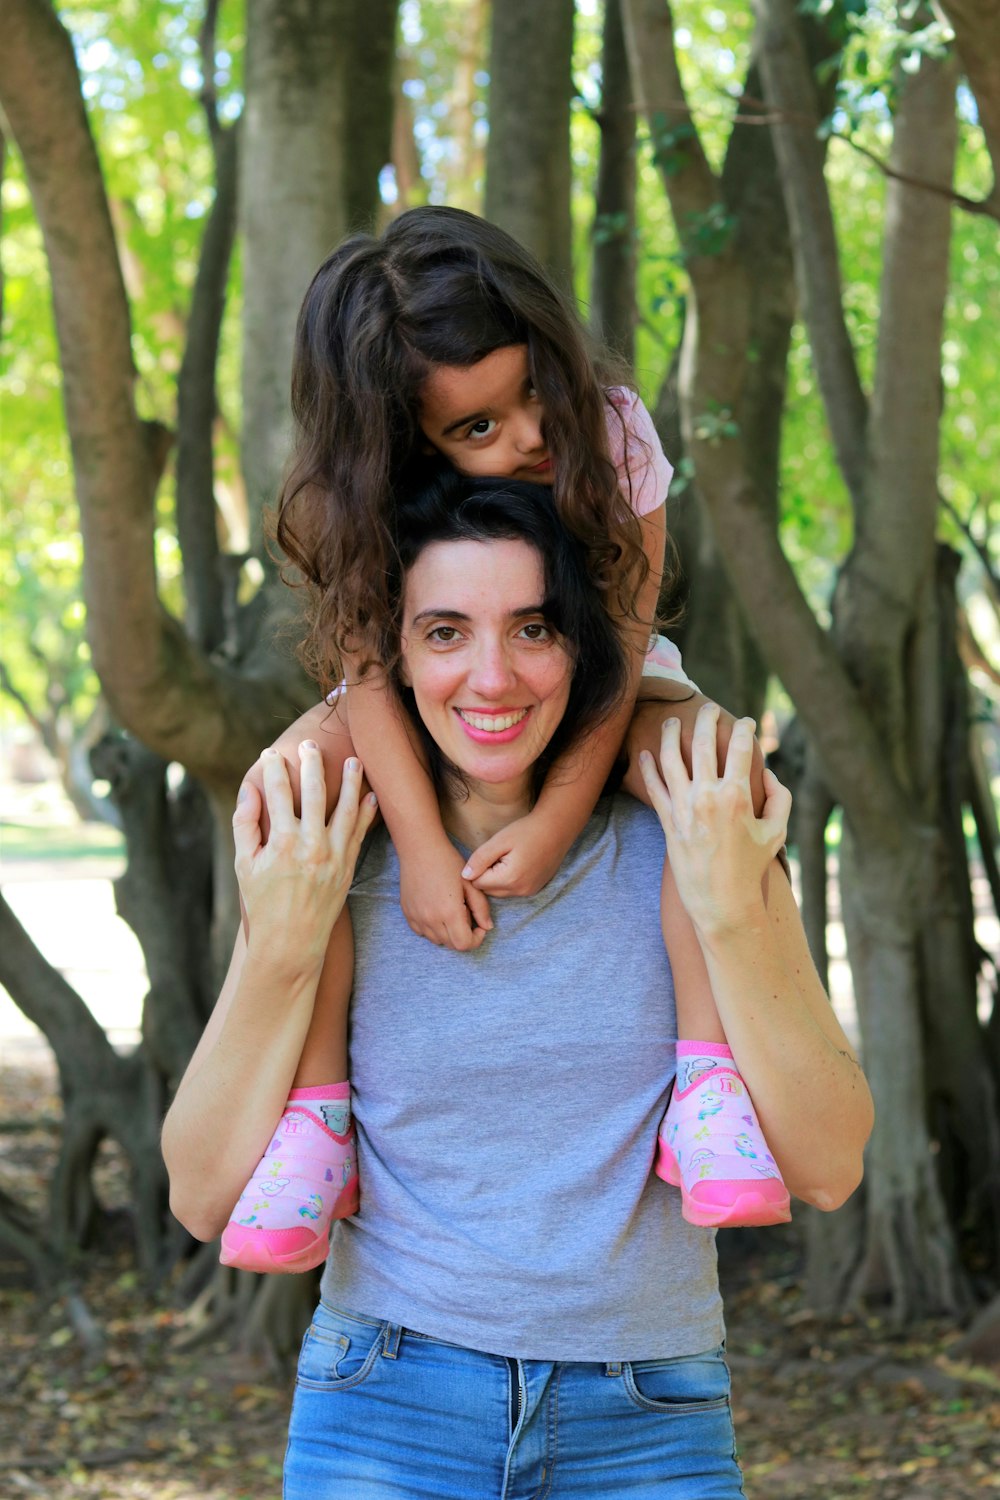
[{"x1": 0, "y1": 819, "x2": 125, "y2": 863}]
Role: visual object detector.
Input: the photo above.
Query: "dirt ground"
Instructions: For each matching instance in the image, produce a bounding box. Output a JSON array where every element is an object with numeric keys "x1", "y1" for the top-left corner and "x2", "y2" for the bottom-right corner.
[{"x1": 2, "y1": 1057, "x2": 999, "y2": 1500}]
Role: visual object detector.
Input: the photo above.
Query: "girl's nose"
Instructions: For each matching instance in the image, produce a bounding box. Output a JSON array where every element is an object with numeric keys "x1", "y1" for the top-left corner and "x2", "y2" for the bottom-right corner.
[{"x1": 513, "y1": 408, "x2": 545, "y2": 455}]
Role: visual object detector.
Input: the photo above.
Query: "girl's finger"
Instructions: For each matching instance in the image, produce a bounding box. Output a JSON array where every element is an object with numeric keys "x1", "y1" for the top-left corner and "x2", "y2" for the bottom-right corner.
[
  {"x1": 298, "y1": 740, "x2": 327, "y2": 829},
  {"x1": 260, "y1": 747, "x2": 296, "y2": 831},
  {"x1": 463, "y1": 880, "x2": 493, "y2": 933},
  {"x1": 722, "y1": 717, "x2": 756, "y2": 784},
  {"x1": 691, "y1": 702, "x2": 721, "y2": 783}
]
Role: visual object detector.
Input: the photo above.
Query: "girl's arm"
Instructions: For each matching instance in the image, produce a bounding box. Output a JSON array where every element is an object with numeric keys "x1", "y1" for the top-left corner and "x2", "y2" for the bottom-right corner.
[
  {"x1": 345, "y1": 667, "x2": 492, "y2": 950},
  {"x1": 641, "y1": 708, "x2": 873, "y2": 1207},
  {"x1": 162, "y1": 747, "x2": 375, "y2": 1240},
  {"x1": 462, "y1": 501, "x2": 666, "y2": 893}
]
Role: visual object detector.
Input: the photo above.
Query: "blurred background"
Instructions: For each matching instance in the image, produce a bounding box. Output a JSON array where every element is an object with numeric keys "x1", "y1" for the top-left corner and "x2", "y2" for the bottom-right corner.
[{"x1": 1, "y1": 1, "x2": 999, "y2": 1495}]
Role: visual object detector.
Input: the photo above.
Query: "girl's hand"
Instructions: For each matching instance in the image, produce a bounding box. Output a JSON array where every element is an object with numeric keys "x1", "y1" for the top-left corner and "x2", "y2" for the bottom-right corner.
[
  {"x1": 639, "y1": 705, "x2": 791, "y2": 937},
  {"x1": 462, "y1": 810, "x2": 567, "y2": 898},
  {"x1": 233, "y1": 743, "x2": 378, "y2": 971},
  {"x1": 398, "y1": 835, "x2": 493, "y2": 952}
]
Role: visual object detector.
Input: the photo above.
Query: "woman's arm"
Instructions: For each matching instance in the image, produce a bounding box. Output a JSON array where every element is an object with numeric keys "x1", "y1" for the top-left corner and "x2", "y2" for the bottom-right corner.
[
  {"x1": 161, "y1": 747, "x2": 375, "y2": 1240},
  {"x1": 642, "y1": 708, "x2": 873, "y2": 1209}
]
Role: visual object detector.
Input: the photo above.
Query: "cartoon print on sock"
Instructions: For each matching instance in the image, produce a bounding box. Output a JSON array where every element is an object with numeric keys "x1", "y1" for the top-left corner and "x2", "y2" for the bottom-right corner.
[
  {"x1": 688, "y1": 1147, "x2": 716, "y2": 1181},
  {"x1": 717, "y1": 1073, "x2": 743, "y2": 1095},
  {"x1": 697, "y1": 1091, "x2": 724, "y2": 1119},
  {"x1": 320, "y1": 1103, "x2": 350, "y2": 1135}
]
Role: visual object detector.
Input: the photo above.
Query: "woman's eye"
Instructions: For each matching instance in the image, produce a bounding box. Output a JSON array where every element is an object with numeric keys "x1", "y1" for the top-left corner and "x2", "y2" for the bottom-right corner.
[
  {"x1": 429, "y1": 626, "x2": 460, "y2": 643},
  {"x1": 518, "y1": 622, "x2": 551, "y2": 642},
  {"x1": 467, "y1": 418, "x2": 497, "y2": 440}
]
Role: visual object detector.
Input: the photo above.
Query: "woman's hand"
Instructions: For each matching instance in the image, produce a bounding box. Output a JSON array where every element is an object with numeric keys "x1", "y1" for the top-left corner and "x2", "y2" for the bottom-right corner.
[
  {"x1": 639, "y1": 705, "x2": 791, "y2": 937},
  {"x1": 234, "y1": 742, "x2": 378, "y2": 973}
]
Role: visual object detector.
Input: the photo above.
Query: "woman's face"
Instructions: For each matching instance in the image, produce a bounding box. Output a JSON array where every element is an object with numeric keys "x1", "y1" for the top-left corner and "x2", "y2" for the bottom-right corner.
[
  {"x1": 418, "y1": 345, "x2": 554, "y2": 484},
  {"x1": 400, "y1": 535, "x2": 572, "y2": 795}
]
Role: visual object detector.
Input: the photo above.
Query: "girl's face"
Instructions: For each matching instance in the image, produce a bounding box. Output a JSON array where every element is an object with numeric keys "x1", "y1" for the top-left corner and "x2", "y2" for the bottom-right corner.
[
  {"x1": 400, "y1": 535, "x2": 572, "y2": 798},
  {"x1": 418, "y1": 345, "x2": 554, "y2": 485}
]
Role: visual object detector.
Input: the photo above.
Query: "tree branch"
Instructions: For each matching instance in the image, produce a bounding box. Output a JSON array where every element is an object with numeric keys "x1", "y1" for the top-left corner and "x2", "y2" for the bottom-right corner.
[
  {"x1": 866, "y1": 42, "x2": 958, "y2": 611},
  {"x1": 621, "y1": 0, "x2": 721, "y2": 257},
  {"x1": 751, "y1": 0, "x2": 869, "y2": 518},
  {"x1": 0, "y1": 892, "x2": 123, "y2": 1088},
  {"x1": 0, "y1": 0, "x2": 305, "y2": 789},
  {"x1": 940, "y1": 0, "x2": 1000, "y2": 214}
]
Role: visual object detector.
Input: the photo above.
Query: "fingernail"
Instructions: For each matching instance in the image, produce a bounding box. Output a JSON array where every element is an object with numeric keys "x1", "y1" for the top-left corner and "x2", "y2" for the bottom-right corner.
[
  {"x1": 262, "y1": 746, "x2": 277, "y2": 758},
  {"x1": 461, "y1": 864, "x2": 473, "y2": 879},
  {"x1": 639, "y1": 750, "x2": 652, "y2": 765},
  {"x1": 237, "y1": 784, "x2": 248, "y2": 804},
  {"x1": 367, "y1": 792, "x2": 378, "y2": 807},
  {"x1": 346, "y1": 757, "x2": 359, "y2": 772},
  {"x1": 302, "y1": 739, "x2": 318, "y2": 751}
]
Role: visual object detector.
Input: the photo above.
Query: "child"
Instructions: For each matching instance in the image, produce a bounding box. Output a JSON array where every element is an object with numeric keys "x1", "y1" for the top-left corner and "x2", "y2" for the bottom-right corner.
[{"x1": 218, "y1": 207, "x2": 789, "y2": 1274}]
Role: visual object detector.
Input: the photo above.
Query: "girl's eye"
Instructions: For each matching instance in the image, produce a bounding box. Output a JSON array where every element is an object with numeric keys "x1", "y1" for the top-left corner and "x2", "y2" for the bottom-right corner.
[{"x1": 467, "y1": 418, "x2": 497, "y2": 440}]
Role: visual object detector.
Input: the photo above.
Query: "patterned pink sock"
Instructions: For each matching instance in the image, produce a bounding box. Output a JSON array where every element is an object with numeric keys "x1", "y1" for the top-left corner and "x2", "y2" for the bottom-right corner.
[
  {"x1": 219, "y1": 1082, "x2": 358, "y2": 1275},
  {"x1": 655, "y1": 1044, "x2": 790, "y2": 1229}
]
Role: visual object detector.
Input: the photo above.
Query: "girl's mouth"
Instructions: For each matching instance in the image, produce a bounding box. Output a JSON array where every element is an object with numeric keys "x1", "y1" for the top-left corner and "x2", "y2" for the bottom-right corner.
[{"x1": 455, "y1": 707, "x2": 531, "y2": 743}]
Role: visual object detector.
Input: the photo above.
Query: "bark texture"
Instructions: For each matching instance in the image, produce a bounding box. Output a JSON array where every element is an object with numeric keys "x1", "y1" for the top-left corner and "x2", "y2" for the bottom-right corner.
[
  {"x1": 484, "y1": 0, "x2": 575, "y2": 288},
  {"x1": 591, "y1": 0, "x2": 637, "y2": 363}
]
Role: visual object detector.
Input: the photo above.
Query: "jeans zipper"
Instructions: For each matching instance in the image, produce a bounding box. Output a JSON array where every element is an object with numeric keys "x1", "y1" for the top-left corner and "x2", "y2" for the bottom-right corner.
[{"x1": 509, "y1": 1357, "x2": 523, "y2": 1431}]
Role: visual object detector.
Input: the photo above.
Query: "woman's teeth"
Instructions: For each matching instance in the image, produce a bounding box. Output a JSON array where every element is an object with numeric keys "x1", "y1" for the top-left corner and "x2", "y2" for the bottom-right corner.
[{"x1": 457, "y1": 709, "x2": 529, "y2": 732}]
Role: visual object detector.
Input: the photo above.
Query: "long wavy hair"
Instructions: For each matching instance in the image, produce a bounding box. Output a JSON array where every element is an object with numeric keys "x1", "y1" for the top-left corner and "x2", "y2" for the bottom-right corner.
[
  {"x1": 275, "y1": 206, "x2": 650, "y2": 692},
  {"x1": 390, "y1": 467, "x2": 632, "y2": 799}
]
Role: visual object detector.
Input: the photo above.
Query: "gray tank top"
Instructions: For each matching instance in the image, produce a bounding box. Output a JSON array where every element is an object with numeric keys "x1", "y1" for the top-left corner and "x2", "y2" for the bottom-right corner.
[{"x1": 320, "y1": 795, "x2": 724, "y2": 1361}]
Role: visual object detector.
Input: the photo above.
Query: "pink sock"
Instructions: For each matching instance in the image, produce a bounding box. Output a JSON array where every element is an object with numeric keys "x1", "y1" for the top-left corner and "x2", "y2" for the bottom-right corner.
[{"x1": 675, "y1": 1041, "x2": 733, "y2": 1093}]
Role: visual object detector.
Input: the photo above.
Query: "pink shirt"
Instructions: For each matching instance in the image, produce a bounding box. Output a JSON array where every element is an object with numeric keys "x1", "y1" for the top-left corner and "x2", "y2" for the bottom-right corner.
[{"x1": 606, "y1": 387, "x2": 674, "y2": 518}]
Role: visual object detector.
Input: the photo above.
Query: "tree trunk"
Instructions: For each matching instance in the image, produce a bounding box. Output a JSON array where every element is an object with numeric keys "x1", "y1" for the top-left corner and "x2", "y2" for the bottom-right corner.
[
  {"x1": 240, "y1": 0, "x2": 353, "y2": 554},
  {"x1": 591, "y1": 0, "x2": 636, "y2": 363},
  {"x1": 484, "y1": 0, "x2": 574, "y2": 289},
  {"x1": 343, "y1": 0, "x2": 399, "y2": 231}
]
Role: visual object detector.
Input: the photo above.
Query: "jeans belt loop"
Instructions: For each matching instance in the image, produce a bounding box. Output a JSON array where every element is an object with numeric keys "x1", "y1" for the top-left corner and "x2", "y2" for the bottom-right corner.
[
  {"x1": 604, "y1": 1361, "x2": 623, "y2": 1377},
  {"x1": 382, "y1": 1323, "x2": 402, "y2": 1359}
]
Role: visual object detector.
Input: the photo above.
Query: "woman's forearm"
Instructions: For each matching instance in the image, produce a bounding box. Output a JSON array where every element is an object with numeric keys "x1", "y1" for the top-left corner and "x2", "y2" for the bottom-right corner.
[{"x1": 694, "y1": 874, "x2": 873, "y2": 1208}]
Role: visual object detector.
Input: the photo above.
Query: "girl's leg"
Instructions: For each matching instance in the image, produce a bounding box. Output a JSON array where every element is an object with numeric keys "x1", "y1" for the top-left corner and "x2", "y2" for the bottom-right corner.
[
  {"x1": 220, "y1": 698, "x2": 362, "y2": 1274},
  {"x1": 656, "y1": 861, "x2": 789, "y2": 1227},
  {"x1": 628, "y1": 687, "x2": 789, "y2": 1227}
]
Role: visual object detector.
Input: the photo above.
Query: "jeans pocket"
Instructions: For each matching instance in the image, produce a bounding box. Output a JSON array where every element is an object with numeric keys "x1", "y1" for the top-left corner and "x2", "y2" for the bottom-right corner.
[
  {"x1": 294, "y1": 1302, "x2": 387, "y2": 1392},
  {"x1": 622, "y1": 1344, "x2": 732, "y2": 1415}
]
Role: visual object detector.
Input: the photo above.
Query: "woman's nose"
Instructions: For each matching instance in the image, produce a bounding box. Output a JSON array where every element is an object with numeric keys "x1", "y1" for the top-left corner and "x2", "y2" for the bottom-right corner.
[{"x1": 467, "y1": 639, "x2": 518, "y2": 697}]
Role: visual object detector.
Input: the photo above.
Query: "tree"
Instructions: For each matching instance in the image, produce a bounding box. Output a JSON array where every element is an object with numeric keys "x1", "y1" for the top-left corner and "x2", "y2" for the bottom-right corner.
[
  {"x1": 624, "y1": 0, "x2": 1000, "y2": 1318},
  {"x1": 0, "y1": 0, "x2": 398, "y2": 1289},
  {"x1": 484, "y1": 0, "x2": 575, "y2": 287}
]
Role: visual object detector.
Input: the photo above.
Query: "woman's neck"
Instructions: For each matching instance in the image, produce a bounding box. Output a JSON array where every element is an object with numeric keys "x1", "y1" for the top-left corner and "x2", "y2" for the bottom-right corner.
[{"x1": 440, "y1": 776, "x2": 534, "y2": 850}]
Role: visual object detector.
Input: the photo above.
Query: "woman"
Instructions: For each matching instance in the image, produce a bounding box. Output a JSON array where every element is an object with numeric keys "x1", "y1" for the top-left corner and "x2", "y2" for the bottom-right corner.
[{"x1": 163, "y1": 472, "x2": 872, "y2": 1498}]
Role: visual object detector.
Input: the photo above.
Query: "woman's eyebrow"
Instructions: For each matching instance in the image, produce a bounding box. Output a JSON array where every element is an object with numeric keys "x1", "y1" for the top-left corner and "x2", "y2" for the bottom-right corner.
[{"x1": 409, "y1": 603, "x2": 547, "y2": 626}]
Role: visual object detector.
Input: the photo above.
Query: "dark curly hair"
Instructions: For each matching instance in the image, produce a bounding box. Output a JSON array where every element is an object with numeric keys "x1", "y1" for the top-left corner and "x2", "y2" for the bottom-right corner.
[
  {"x1": 388, "y1": 465, "x2": 631, "y2": 798},
  {"x1": 274, "y1": 206, "x2": 650, "y2": 693}
]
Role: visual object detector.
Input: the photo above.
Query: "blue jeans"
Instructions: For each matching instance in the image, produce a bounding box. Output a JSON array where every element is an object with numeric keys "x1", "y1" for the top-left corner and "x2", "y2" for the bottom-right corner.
[{"x1": 284, "y1": 1302, "x2": 745, "y2": 1498}]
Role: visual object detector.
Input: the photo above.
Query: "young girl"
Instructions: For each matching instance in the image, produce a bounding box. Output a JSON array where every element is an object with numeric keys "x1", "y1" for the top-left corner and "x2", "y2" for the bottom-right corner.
[{"x1": 217, "y1": 207, "x2": 789, "y2": 1275}]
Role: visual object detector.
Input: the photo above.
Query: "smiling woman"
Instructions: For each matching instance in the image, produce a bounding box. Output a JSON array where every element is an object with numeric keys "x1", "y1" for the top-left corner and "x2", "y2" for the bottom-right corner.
[{"x1": 162, "y1": 467, "x2": 872, "y2": 1499}]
